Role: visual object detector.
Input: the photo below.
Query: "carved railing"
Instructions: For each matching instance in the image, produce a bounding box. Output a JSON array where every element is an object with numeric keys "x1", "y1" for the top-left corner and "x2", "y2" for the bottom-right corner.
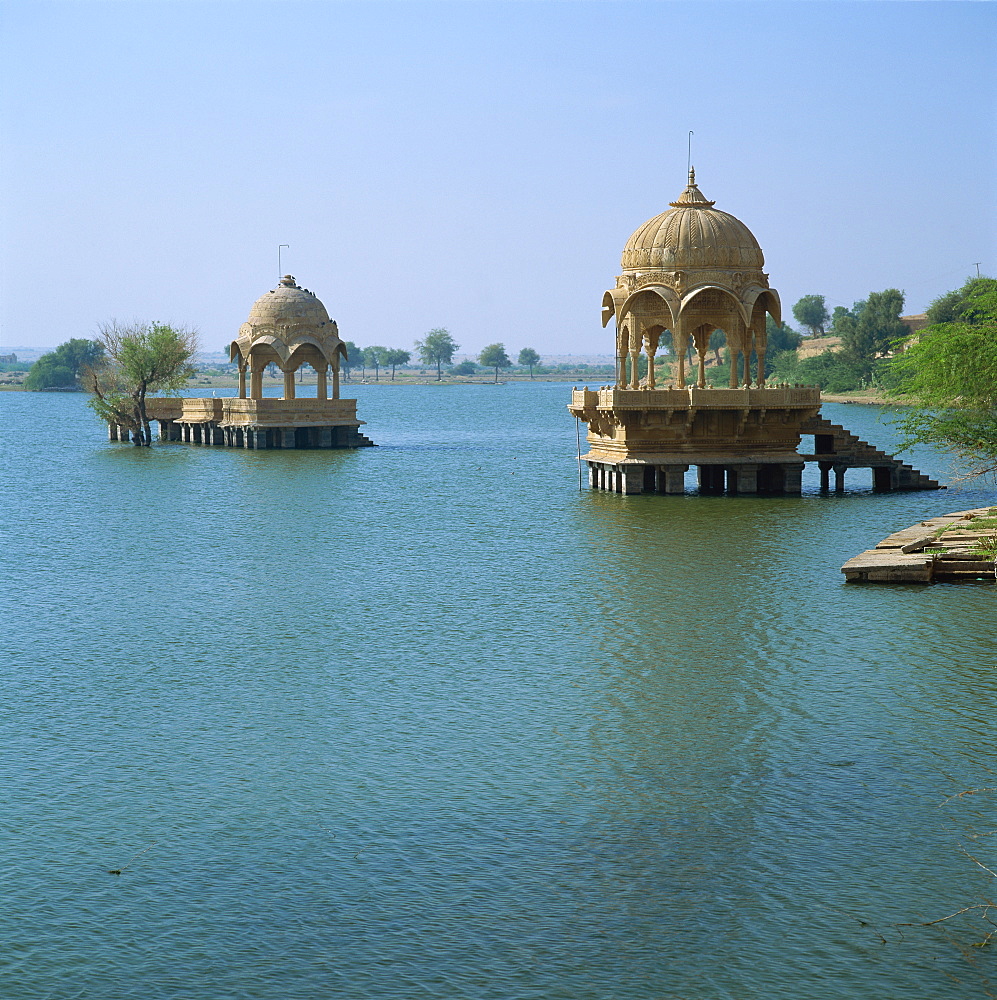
[{"x1": 570, "y1": 386, "x2": 821, "y2": 410}]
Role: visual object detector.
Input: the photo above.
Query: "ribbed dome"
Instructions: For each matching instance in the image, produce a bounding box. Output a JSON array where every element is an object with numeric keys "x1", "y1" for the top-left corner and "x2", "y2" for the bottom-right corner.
[
  {"x1": 244, "y1": 275, "x2": 331, "y2": 330},
  {"x1": 621, "y1": 170, "x2": 764, "y2": 272}
]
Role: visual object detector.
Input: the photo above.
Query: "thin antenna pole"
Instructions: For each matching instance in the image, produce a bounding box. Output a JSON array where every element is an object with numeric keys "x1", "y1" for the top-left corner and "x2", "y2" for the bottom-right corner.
[
  {"x1": 278, "y1": 244, "x2": 289, "y2": 280},
  {"x1": 973, "y1": 262, "x2": 982, "y2": 278},
  {"x1": 687, "y1": 131, "x2": 694, "y2": 174}
]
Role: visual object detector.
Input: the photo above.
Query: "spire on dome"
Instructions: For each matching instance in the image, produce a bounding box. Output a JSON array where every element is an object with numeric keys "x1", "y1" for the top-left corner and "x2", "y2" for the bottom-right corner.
[{"x1": 669, "y1": 166, "x2": 716, "y2": 208}]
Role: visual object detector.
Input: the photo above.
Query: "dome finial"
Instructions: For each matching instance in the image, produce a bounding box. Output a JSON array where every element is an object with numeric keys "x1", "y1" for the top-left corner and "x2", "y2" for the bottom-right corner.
[{"x1": 670, "y1": 167, "x2": 715, "y2": 208}]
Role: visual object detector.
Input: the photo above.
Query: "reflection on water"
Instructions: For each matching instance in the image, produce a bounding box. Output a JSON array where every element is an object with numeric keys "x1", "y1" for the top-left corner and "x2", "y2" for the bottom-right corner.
[{"x1": 0, "y1": 386, "x2": 994, "y2": 999}]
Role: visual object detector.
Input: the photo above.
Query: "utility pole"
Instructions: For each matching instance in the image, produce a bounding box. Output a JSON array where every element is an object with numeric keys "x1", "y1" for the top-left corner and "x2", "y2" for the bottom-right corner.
[{"x1": 973, "y1": 262, "x2": 982, "y2": 278}]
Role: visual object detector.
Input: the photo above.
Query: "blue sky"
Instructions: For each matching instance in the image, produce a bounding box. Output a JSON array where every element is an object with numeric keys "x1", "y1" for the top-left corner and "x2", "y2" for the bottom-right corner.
[{"x1": 2, "y1": 0, "x2": 994, "y2": 354}]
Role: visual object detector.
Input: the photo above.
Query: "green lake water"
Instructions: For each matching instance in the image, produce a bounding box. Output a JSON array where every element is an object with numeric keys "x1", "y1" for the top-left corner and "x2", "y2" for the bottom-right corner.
[{"x1": 1, "y1": 383, "x2": 995, "y2": 999}]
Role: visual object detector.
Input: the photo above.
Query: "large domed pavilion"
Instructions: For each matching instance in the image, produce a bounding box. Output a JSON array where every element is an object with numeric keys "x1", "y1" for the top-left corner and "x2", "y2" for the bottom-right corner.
[
  {"x1": 567, "y1": 168, "x2": 938, "y2": 496},
  {"x1": 603, "y1": 168, "x2": 781, "y2": 389}
]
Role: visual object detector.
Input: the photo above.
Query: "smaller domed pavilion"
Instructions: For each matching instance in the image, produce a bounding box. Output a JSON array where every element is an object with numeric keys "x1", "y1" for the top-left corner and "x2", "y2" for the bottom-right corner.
[
  {"x1": 128, "y1": 276, "x2": 373, "y2": 449},
  {"x1": 231, "y1": 275, "x2": 347, "y2": 402}
]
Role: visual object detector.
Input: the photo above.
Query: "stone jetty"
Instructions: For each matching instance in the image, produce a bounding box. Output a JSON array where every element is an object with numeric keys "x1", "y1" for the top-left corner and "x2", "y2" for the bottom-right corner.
[{"x1": 842, "y1": 507, "x2": 997, "y2": 583}]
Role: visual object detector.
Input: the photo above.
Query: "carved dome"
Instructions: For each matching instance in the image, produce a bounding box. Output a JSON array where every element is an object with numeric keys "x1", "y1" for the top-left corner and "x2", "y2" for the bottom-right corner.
[
  {"x1": 242, "y1": 275, "x2": 332, "y2": 333},
  {"x1": 621, "y1": 169, "x2": 765, "y2": 272}
]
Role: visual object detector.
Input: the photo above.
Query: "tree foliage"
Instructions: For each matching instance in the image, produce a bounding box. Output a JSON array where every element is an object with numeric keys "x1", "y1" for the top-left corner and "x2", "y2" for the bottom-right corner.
[
  {"x1": 840, "y1": 288, "x2": 907, "y2": 364},
  {"x1": 85, "y1": 321, "x2": 198, "y2": 446},
  {"x1": 479, "y1": 343, "x2": 511, "y2": 382},
  {"x1": 888, "y1": 277, "x2": 997, "y2": 478},
  {"x1": 518, "y1": 347, "x2": 541, "y2": 378},
  {"x1": 383, "y1": 348, "x2": 410, "y2": 379},
  {"x1": 364, "y1": 345, "x2": 386, "y2": 381},
  {"x1": 341, "y1": 341, "x2": 363, "y2": 379},
  {"x1": 450, "y1": 360, "x2": 478, "y2": 376},
  {"x1": 791, "y1": 294, "x2": 830, "y2": 337},
  {"x1": 25, "y1": 338, "x2": 104, "y2": 390},
  {"x1": 415, "y1": 328, "x2": 458, "y2": 380}
]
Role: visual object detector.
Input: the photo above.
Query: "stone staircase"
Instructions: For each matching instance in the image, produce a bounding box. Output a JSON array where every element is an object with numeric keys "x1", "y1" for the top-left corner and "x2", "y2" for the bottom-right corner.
[{"x1": 799, "y1": 415, "x2": 942, "y2": 492}]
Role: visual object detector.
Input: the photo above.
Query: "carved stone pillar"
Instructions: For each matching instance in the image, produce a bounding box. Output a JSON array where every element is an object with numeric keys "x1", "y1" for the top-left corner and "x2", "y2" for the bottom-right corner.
[
  {"x1": 250, "y1": 366, "x2": 264, "y2": 399},
  {"x1": 316, "y1": 365, "x2": 328, "y2": 400},
  {"x1": 283, "y1": 370, "x2": 296, "y2": 400},
  {"x1": 238, "y1": 365, "x2": 247, "y2": 399},
  {"x1": 333, "y1": 365, "x2": 340, "y2": 400}
]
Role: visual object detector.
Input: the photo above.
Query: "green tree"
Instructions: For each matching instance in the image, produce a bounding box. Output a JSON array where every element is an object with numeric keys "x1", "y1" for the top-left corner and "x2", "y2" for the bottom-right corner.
[
  {"x1": 85, "y1": 321, "x2": 198, "y2": 446},
  {"x1": 888, "y1": 277, "x2": 997, "y2": 478},
  {"x1": 450, "y1": 360, "x2": 477, "y2": 376},
  {"x1": 765, "y1": 315, "x2": 802, "y2": 355},
  {"x1": 382, "y1": 348, "x2": 410, "y2": 380},
  {"x1": 415, "y1": 328, "x2": 459, "y2": 380},
  {"x1": 365, "y1": 345, "x2": 386, "y2": 381},
  {"x1": 25, "y1": 338, "x2": 105, "y2": 390},
  {"x1": 479, "y1": 343, "x2": 511, "y2": 383},
  {"x1": 792, "y1": 294, "x2": 830, "y2": 337},
  {"x1": 518, "y1": 347, "x2": 541, "y2": 378},
  {"x1": 341, "y1": 341, "x2": 363, "y2": 380},
  {"x1": 840, "y1": 288, "x2": 906, "y2": 365}
]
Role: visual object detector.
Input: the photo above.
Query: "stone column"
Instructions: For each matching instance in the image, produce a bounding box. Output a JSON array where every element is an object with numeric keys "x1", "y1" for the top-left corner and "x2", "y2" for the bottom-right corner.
[
  {"x1": 818, "y1": 461, "x2": 832, "y2": 491},
  {"x1": 108, "y1": 423, "x2": 118, "y2": 441},
  {"x1": 319, "y1": 427, "x2": 333, "y2": 448},
  {"x1": 620, "y1": 465, "x2": 643, "y2": 494},
  {"x1": 732, "y1": 464, "x2": 759, "y2": 494},
  {"x1": 251, "y1": 366, "x2": 263, "y2": 399},
  {"x1": 656, "y1": 464, "x2": 688, "y2": 494},
  {"x1": 833, "y1": 462, "x2": 847, "y2": 493},
  {"x1": 283, "y1": 370, "x2": 296, "y2": 400},
  {"x1": 281, "y1": 428, "x2": 295, "y2": 448},
  {"x1": 238, "y1": 365, "x2": 247, "y2": 399},
  {"x1": 588, "y1": 463, "x2": 598, "y2": 489},
  {"x1": 783, "y1": 462, "x2": 805, "y2": 495},
  {"x1": 333, "y1": 365, "x2": 340, "y2": 400},
  {"x1": 316, "y1": 366, "x2": 328, "y2": 400}
]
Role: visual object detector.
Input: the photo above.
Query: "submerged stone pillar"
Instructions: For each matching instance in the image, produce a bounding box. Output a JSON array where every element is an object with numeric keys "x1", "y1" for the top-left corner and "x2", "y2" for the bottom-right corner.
[
  {"x1": 319, "y1": 427, "x2": 333, "y2": 448},
  {"x1": 731, "y1": 464, "x2": 759, "y2": 494},
  {"x1": 818, "y1": 461, "x2": 832, "y2": 492},
  {"x1": 108, "y1": 423, "x2": 119, "y2": 441},
  {"x1": 281, "y1": 428, "x2": 295, "y2": 449},
  {"x1": 783, "y1": 462, "x2": 805, "y2": 495},
  {"x1": 833, "y1": 462, "x2": 847, "y2": 493},
  {"x1": 620, "y1": 465, "x2": 643, "y2": 495},
  {"x1": 656, "y1": 464, "x2": 688, "y2": 494}
]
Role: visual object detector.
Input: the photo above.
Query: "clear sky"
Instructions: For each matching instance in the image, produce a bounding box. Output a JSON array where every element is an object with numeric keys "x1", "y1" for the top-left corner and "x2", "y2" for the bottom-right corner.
[{"x1": 1, "y1": 0, "x2": 994, "y2": 355}]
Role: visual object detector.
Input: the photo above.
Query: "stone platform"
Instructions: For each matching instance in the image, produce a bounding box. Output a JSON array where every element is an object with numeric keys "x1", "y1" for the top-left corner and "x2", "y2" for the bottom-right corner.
[
  {"x1": 568, "y1": 385, "x2": 820, "y2": 494},
  {"x1": 842, "y1": 508, "x2": 997, "y2": 583},
  {"x1": 568, "y1": 385, "x2": 940, "y2": 495},
  {"x1": 111, "y1": 397, "x2": 374, "y2": 449}
]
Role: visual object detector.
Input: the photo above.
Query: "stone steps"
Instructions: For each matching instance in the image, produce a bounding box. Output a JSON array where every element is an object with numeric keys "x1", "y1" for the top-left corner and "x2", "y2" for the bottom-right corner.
[{"x1": 800, "y1": 416, "x2": 942, "y2": 491}]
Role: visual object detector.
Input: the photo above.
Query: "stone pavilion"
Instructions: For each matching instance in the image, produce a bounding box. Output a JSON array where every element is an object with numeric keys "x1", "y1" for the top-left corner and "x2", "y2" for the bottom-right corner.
[
  {"x1": 568, "y1": 170, "x2": 939, "y2": 494},
  {"x1": 123, "y1": 275, "x2": 374, "y2": 449}
]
